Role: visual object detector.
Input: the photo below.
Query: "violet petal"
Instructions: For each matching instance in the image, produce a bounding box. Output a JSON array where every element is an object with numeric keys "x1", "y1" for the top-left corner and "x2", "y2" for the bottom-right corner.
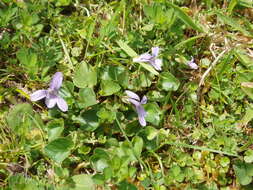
[
  {"x1": 141, "y1": 96, "x2": 147, "y2": 104},
  {"x1": 187, "y1": 58, "x2": 198, "y2": 70},
  {"x1": 125, "y1": 90, "x2": 140, "y2": 101},
  {"x1": 45, "y1": 97, "x2": 57, "y2": 108},
  {"x1": 56, "y1": 97, "x2": 68, "y2": 112},
  {"x1": 136, "y1": 105, "x2": 146, "y2": 117},
  {"x1": 150, "y1": 59, "x2": 162, "y2": 71},
  {"x1": 49, "y1": 72, "x2": 63, "y2": 90},
  {"x1": 138, "y1": 115, "x2": 147, "y2": 126},
  {"x1": 133, "y1": 53, "x2": 152, "y2": 63},
  {"x1": 136, "y1": 106, "x2": 147, "y2": 126},
  {"x1": 151, "y1": 47, "x2": 159, "y2": 57},
  {"x1": 30, "y1": 90, "x2": 47, "y2": 101},
  {"x1": 128, "y1": 98, "x2": 141, "y2": 107}
]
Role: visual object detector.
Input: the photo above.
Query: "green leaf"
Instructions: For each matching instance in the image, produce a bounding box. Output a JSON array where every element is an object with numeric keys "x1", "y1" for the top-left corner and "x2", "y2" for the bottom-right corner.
[
  {"x1": 7, "y1": 174, "x2": 43, "y2": 190},
  {"x1": 97, "y1": 108, "x2": 116, "y2": 123},
  {"x1": 132, "y1": 136, "x2": 143, "y2": 158},
  {"x1": 73, "y1": 62, "x2": 97, "y2": 88},
  {"x1": 21, "y1": 12, "x2": 39, "y2": 26},
  {"x1": 138, "y1": 72, "x2": 153, "y2": 87},
  {"x1": 72, "y1": 108, "x2": 99, "y2": 131},
  {"x1": 60, "y1": 81, "x2": 74, "y2": 99},
  {"x1": 138, "y1": 62, "x2": 159, "y2": 76},
  {"x1": 118, "y1": 181, "x2": 137, "y2": 190},
  {"x1": 116, "y1": 40, "x2": 138, "y2": 57},
  {"x1": 16, "y1": 48, "x2": 38, "y2": 78},
  {"x1": 70, "y1": 174, "x2": 95, "y2": 190},
  {"x1": 171, "y1": 165, "x2": 181, "y2": 176},
  {"x1": 143, "y1": 4, "x2": 175, "y2": 26},
  {"x1": 7, "y1": 103, "x2": 33, "y2": 133},
  {"x1": 245, "y1": 150, "x2": 253, "y2": 163},
  {"x1": 103, "y1": 167, "x2": 113, "y2": 180},
  {"x1": 144, "y1": 103, "x2": 162, "y2": 126},
  {"x1": 220, "y1": 157, "x2": 230, "y2": 167},
  {"x1": 125, "y1": 121, "x2": 142, "y2": 136},
  {"x1": 166, "y1": 2, "x2": 204, "y2": 32},
  {"x1": 100, "y1": 80, "x2": 121, "y2": 96},
  {"x1": 158, "y1": 72, "x2": 180, "y2": 91},
  {"x1": 0, "y1": 6, "x2": 17, "y2": 27},
  {"x1": 92, "y1": 174, "x2": 105, "y2": 185},
  {"x1": 100, "y1": 65, "x2": 129, "y2": 88},
  {"x1": 78, "y1": 146, "x2": 91, "y2": 155},
  {"x1": 54, "y1": 166, "x2": 69, "y2": 178},
  {"x1": 247, "y1": 163, "x2": 253, "y2": 176},
  {"x1": 233, "y1": 161, "x2": 253, "y2": 185},
  {"x1": 78, "y1": 88, "x2": 97, "y2": 108},
  {"x1": 130, "y1": 71, "x2": 153, "y2": 89},
  {"x1": 120, "y1": 141, "x2": 137, "y2": 162},
  {"x1": 47, "y1": 119, "x2": 64, "y2": 141},
  {"x1": 90, "y1": 149, "x2": 110, "y2": 172},
  {"x1": 146, "y1": 126, "x2": 159, "y2": 140},
  {"x1": 44, "y1": 137, "x2": 74, "y2": 163}
]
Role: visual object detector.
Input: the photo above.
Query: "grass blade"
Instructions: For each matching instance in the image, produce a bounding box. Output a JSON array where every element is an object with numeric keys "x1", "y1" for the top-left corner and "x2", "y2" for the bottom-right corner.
[
  {"x1": 174, "y1": 34, "x2": 206, "y2": 50},
  {"x1": 159, "y1": 142, "x2": 239, "y2": 157},
  {"x1": 166, "y1": 2, "x2": 205, "y2": 33},
  {"x1": 139, "y1": 62, "x2": 159, "y2": 76},
  {"x1": 216, "y1": 12, "x2": 253, "y2": 37},
  {"x1": 117, "y1": 40, "x2": 138, "y2": 57},
  {"x1": 228, "y1": 0, "x2": 238, "y2": 14},
  {"x1": 239, "y1": 0, "x2": 253, "y2": 8}
]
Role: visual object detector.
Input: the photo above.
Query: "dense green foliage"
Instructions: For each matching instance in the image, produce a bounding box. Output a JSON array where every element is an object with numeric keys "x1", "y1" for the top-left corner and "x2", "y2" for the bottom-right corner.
[{"x1": 1, "y1": 0, "x2": 253, "y2": 189}]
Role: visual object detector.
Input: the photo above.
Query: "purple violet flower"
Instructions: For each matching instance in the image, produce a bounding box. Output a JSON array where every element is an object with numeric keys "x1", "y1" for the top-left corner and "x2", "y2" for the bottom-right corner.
[
  {"x1": 133, "y1": 47, "x2": 162, "y2": 71},
  {"x1": 30, "y1": 72, "x2": 68, "y2": 112},
  {"x1": 125, "y1": 90, "x2": 147, "y2": 126},
  {"x1": 187, "y1": 57, "x2": 198, "y2": 70}
]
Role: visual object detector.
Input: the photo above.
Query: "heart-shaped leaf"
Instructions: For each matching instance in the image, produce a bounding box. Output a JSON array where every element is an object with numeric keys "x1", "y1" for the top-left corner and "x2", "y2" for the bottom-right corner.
[
  {"x1": 47, "y1": 119, "x2": 64, "y2": 141},
  {"x1": 158, "y1": 72, "x2": 180, "y2": 91},
  {"x1": 78, "y1": 88, "x2": 97, "y2": 108},
  {"x1": 100, "y1": 80, "x2": 121, "y2": 96},
  {"x1": 144, "y1": 103, "x2": 162, "y2": 126},
  {"x1": 7, "y1": 103, "x2": 33, "y2": 133},
  {"x1": 70, "y1": 174, "x2": 95, "y2": 190},
  {"x1": 132, "y1": 136, "x2": 143, "y2": 158},
  {"x1": 233, "y1": 161, "x2": 253, "y2": 185},
  {"x1": 44, "y1": 137, "x2": 74, "y2": 163},
  {"x1": 73, "y1": 62, "x2": 97, "y2": 88}
]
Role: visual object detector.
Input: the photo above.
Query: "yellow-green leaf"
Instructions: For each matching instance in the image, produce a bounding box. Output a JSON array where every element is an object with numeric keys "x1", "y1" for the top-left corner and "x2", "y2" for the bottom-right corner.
[
  {"x1": 116, "y1": 40, "x2": 138, "y2": 57},
  {"x1": 139, "y1": 62, "x2": 159, "y2": 76}
]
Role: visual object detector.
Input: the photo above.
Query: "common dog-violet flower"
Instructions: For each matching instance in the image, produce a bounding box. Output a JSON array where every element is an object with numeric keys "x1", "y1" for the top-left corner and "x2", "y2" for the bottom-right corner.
[
  {"x1": 133, "y1": 47, "x2": 162, "y2": 71},
  {"x1": 187, "y1": 57, "x2": 198, "y2": 70},
  {"x1": 30, "y1": 72, "x2": 68, "y2": 112},
  {"x1": 125, "y1": 90, "x2": 147, "y2": 126}
]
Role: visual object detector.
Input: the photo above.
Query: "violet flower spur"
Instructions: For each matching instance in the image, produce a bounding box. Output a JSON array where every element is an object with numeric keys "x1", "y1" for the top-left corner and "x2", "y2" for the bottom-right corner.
[
  {"x1": 133, "y1": 47, "x2": 162, "y2": 71},
  {"x1": 125, "y1": 90, "x2": 147, "y2": 126},
  {"x1": 187, "y1": 57, "x2": 198, "y2": 70},
  {"x1": 30, "y1": 72, "x2": 68, "y2": 112}
]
